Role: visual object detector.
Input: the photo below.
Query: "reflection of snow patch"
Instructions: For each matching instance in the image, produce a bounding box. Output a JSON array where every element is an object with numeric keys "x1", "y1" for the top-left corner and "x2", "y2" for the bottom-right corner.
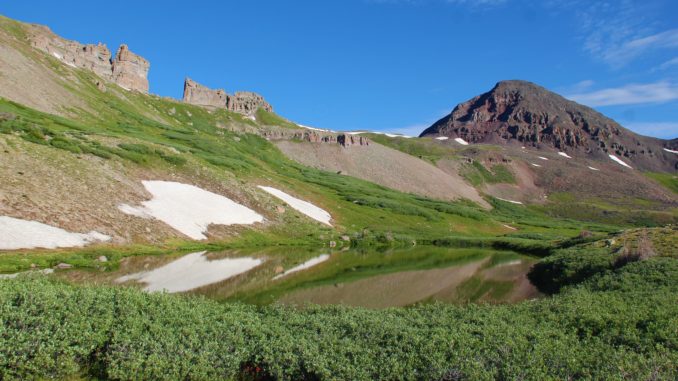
[
  {"x1": 119, "y1": 181, "x2": 264, "y2": 240},
  {"x1": 273, "y1": 254, "x2": 330, "y2": 280},
  {"x1": 435, "y1": 136, "x2": 449, "y2": 140},
  {"x1": 496, "y1": 197, "x2": 523, "y2": 205},
  {"x1": 0, "y1": 268, "x2": 54, "y2": 279},
  {"x1": 116, "y1": 251, "x2": 262, "y2": 293},
  {"x1": 558, "y1": 152, "x2": 572, "y2": 159},
  {"x1": 531, "y1": 163, "x2": 541, "y2": 167},
  {"x1": 454, "y1": 138, "x2": 469, "y2": 145},
  {"x1": 0, "y1": 216, "x2": 110, "y2": 250},
  {"x1": 608, "y1": 154, "x2": 633, "y2": 169},
  {"x1": 664, "y1": 148, "x2": 678, "y2": 154},
  {"x1": 538, "y1": 156, "x2": 548, "y2": 160},
  {"x1": 588, "y1": 166, "x2": 600, "y2": 171},
  {"x1": 258, "y1": 186, "x2": 332, "y2": 225}
]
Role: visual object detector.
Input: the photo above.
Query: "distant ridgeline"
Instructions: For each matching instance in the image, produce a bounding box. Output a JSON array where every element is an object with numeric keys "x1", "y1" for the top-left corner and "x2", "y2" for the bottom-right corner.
[{"x1": 27, "y1": 23, "x2": 272, "y2": 115}]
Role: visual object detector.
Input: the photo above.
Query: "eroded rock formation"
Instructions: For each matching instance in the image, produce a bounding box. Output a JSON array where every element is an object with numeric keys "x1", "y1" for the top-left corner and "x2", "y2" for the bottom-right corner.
[
  {"x1": 28, "y1": 25, "x2": 149, "y2": 93},
  {"x1": 183, "y1": 77, "x2": 272, "y2": 115}
]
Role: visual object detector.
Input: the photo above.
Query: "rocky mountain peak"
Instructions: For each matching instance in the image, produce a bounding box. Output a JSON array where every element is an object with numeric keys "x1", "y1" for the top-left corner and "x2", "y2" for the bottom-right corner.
[{"x1": 421, "y1": 80, "x2": 676, "y2": 171}]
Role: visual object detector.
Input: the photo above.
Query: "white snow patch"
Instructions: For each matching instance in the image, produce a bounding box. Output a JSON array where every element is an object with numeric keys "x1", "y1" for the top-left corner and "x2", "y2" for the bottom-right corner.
[
  {"x1": 119, "y1": 181, "x2": 264, "y2": 240},
  {"x1": 530, "y1": 163, "x2": 542, "y2": 167},
  {"x1": 588, "y1": 166, "x2": 600, "y2": 171},
  {"x1": 258, "y1": 186, "x2": 332, "y2": 225},
  {"x1": 0, "y1": 216, "x2": 110, "y2": 250},
  {"x1": 496, "y1": 197, "x2": 524, "y2": 205},
  {"x1": 273, "y1": 254, "x2": 331, "y2": 280},
  {"x1": 558, "y1": 152, "x2": 572, "y2": 159},
  {"x1": 502, "y1": 224, "x2": 517, "y2": 230},
  {"x1": 538, "y1": 156, "x2": 549, "y2": 161},
  {"x1": 299, "y1": 124, "x2": 331, "y2": 132},
  {"x1": 608, "y1": 154, "x2": 633, "y2": 169},
  {"x1": 246, "y1": 115, "x2": 256, "y2": 121},
  {"x1": 435, "y1": 136, "x2": 449, "y2": 140},
  {"x1": 116, "y1": 251, "x2": 262, "y2": 293},
  {"x1": 664, "y1": 148, "x2": 678, "y2": 154},
  {"x1": 454, "y1": 137, "x2": 469, "y2": 145},
  {"x1": 344, "y1": 131, "x2": 413, "y2": 138},
  {"x1": 52, "y1": 51, "x2": 63, "y2": 60}
]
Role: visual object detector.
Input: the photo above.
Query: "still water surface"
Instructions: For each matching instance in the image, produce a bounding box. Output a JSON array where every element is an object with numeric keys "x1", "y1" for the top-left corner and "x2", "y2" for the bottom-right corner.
[{"x1": 58, "y1": 246, "x2": 539, "y2": 308}]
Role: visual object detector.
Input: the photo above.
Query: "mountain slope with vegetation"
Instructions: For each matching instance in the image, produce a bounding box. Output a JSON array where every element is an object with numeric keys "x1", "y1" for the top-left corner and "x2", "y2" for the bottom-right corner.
[{"x1": 0, "y1": 14, "x2": 677, "y2": 381}]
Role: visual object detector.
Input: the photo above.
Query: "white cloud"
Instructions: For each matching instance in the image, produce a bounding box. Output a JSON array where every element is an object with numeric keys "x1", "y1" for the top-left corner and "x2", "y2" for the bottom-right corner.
[
  {"x1": 567, "y1": 81, "x2": 678, "y2": 107},
  {"x1": 621, "y1": 122, "x2": 678, "y2": 139}
]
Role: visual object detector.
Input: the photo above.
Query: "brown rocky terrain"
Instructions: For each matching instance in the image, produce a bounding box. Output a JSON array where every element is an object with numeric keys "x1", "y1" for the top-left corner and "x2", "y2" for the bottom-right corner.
[
  {"x1": 421, "y1": 80, "x2": 677, "y2": 172},
  {"x1": 275, "y1": 140, "x2": 488, "y2": 206},
  {"x1": 183, "y1": 77, "x2": 272, "y2": 114}
]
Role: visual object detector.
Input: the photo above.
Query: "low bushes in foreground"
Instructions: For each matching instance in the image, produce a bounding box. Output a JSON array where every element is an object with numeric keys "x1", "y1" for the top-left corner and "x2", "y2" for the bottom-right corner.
[{"x1": 1, "y1": 256, "x2": 677, "y2": 380}]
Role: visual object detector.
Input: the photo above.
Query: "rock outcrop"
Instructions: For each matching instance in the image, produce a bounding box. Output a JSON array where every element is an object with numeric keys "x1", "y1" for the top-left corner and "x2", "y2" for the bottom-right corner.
[
  {"x1": 111, "y1": 44, "x2": 149, "y2": 92},
  {"x1": 183, "y1": 77, "x2": 272, "y2": 115},
  {"x1": 182, "y1": 77, "x2": 228, "y2": 108},
  {"x1": 262, "y1": 130, "x2": 370, "y2": 147},
  {"x1": 421, "y1": 80, "x2": 677, "y2": 172},
  {"x1": 227, "y1": 91, "x2": 273, "y2": 114},
  {"x1": 28, "y1": 25, "x2": 149, "y2": 93}
]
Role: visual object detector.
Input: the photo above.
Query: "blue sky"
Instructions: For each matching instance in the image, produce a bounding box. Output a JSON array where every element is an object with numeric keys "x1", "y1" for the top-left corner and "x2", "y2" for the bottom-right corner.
[{"x1": 3, "y1": 0, "x2": 678, "y2": 138}]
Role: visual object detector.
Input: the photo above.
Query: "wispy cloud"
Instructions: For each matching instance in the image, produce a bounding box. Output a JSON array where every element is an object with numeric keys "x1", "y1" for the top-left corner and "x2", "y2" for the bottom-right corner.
[
  {"x1": 567, "y1": 81, "x2": 678, "y2": 107},
  {"x1": 599, "y1": 29, "x2": 678, "y2": 66},
  {"x1": 621, "y1": 122, "x2": 678, "y2": 139},
  {"x1": 548, "y1": 0, "x2": 676, "y2": 68},
  {"x1": 653, "y1": 57, "x2": 678, "y2": 72}
]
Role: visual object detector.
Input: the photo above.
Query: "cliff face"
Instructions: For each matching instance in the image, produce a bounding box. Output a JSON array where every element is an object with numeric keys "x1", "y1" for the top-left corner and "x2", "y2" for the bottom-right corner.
[
  {"x1": 111, "y1": 44, "x2": 149, "y2": 92},
  {"x1": 183, "y1": 77, "x2": 272, "y2": 115},
  {"x1": 421, "y1": 80, "x2": 677, "y2": 171},
  {"x1": 28, "y1": 25, "x2": 149, "y2": 93}
]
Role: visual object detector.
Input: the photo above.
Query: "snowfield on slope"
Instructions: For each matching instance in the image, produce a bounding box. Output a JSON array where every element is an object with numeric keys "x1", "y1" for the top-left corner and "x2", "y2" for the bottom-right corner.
[
  {"x1": 119, "y1": 181, "x2": 264, "y2": 240},
  {"x1": 116, "y1": 251, "x2": 262, "y2": 293},
  {"x1": 608, "y1": 154, "x2": 633, "y2": 169},
  {"x1": 273, "y1": 254, "x2": 331, "y2": 280},
  {"x1": 258, "y1": 186, "x2": 332, "y2": 225},
  {"x1": 435, "y1": 136, "x2": 449, "y2": 140},
  {"x1": 0, "y1": 216, "x2": 110, "y2": 250},
  {"x1": 558, "y1": 152, "x2": 572, "y2": 159},
  {"x1": 455, "y1": 137, "x2": 469, "y2": 145},
  {"x1": 664, "y1": 148, "x2": 678, "y2": 154}
]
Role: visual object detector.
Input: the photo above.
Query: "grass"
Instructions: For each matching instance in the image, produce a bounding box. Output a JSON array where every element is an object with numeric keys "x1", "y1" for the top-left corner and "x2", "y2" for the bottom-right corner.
[
  {"x1": 460, "y1": 161, "x2": 516, "y2": 186},
  {"x1": 646, "y1": 171, "x2": 678, "y2": 194}
]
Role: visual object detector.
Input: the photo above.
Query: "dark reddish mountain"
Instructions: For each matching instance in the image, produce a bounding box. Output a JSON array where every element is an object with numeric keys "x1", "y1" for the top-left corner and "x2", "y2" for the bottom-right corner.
[{"x1": 420, "y1": 80, "x2": 677, "y2": 172}]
